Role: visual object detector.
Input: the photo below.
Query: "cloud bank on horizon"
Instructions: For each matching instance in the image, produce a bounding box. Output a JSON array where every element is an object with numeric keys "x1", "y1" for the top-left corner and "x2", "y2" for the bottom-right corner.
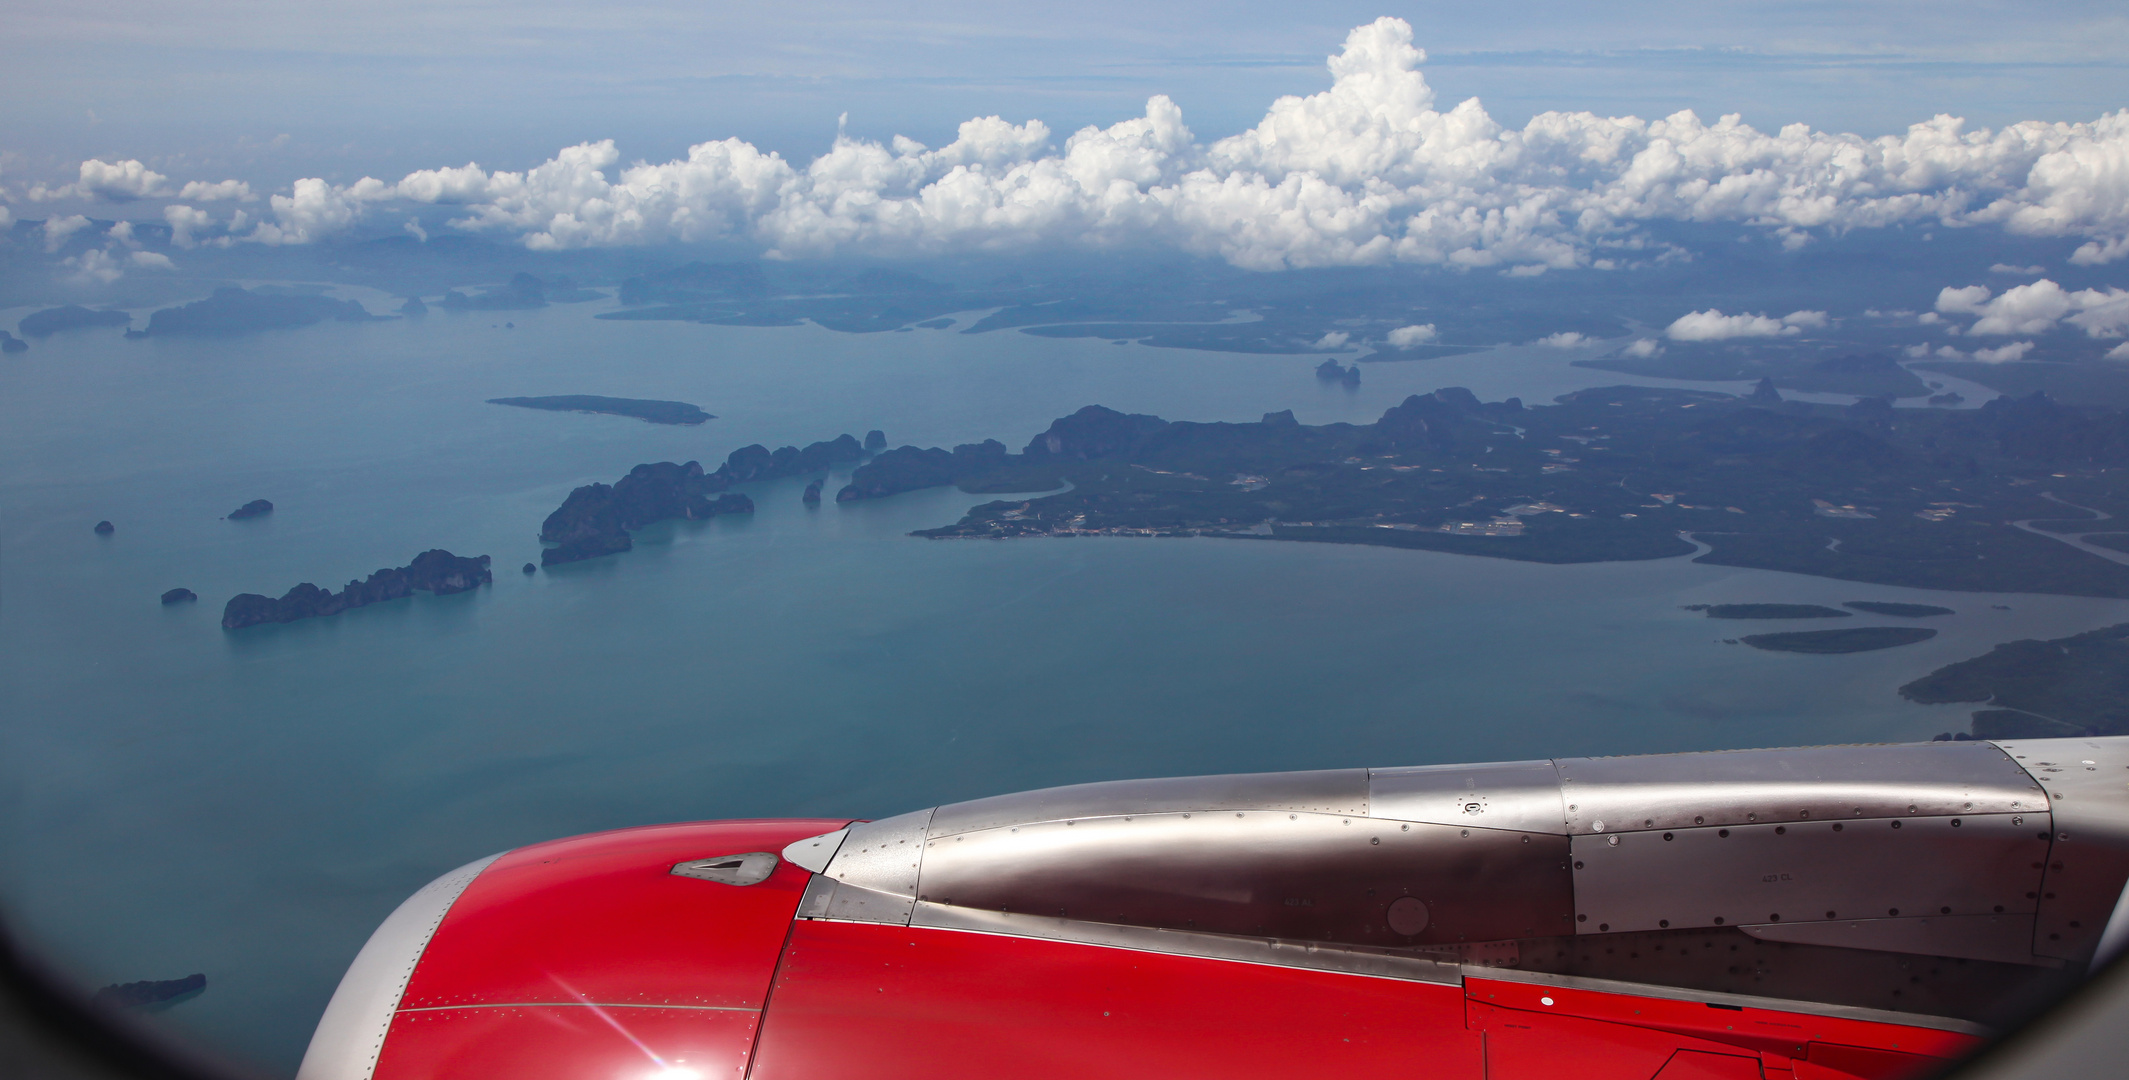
[{"x1": 14, "y1": 18, "x2": 2129, "y2": 272}]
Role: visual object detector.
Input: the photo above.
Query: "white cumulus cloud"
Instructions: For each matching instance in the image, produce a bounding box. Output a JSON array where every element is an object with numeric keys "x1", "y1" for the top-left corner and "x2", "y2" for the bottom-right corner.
[
  {"x1": 164, "y1": 204, "x2": 214, "y2": 248},
  {"x1": 1973, "y1": 341, "x2": 2036, "y2": 362},
  {"x1": 32, "y1": 159, "x2": 174, "y2": 202},
  {"x1": 252, "y1": 176, "x2": 393, "y2": 244},
  {"x1": 1313, "y1": 331, "x2": 1350, "y2": 349},
  {"x1": 2106, "y1": 343, "x2": 2129, "y2": 360},
  {"x1": 1386, "y1": 324, "x2": 1437, "y2": 347},
  {"x1": 1535, "y1": 331, "x2": 1588, "y2": 347},
  {"x1": 1664, "y1": 309, "x2": 1824, "y2": 341},
  {"x1": 178, "y1": 178, "x2": 252, "y2": 202},
  {"x1": 64, "y1": 247, "x2": 125, "y2": 283},
  {"x1": 51, "y1": 18, "x2": 2129, "y2": 267},
  {"x1": 1936, "y1": 279, "x2": 2129, "y2": 337},
  {"x1": 1623, "y1": 338, "x2": 1663, "y2": 357},
  {"x1": 42, "y1": 214, "x2": 91, "y2": 252}
]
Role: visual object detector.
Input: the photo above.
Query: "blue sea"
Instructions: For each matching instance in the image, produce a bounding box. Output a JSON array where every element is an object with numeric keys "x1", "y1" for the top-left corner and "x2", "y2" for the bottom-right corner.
[{"x1": 0, "y1": 290, "x2": 2116, "y2": 1073}]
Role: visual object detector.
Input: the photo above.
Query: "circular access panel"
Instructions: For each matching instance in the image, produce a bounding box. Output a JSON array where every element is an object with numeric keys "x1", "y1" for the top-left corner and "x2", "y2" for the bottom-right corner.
[{"x1": 1387, "y1": 896, "x2": 1430, "y2": 936}]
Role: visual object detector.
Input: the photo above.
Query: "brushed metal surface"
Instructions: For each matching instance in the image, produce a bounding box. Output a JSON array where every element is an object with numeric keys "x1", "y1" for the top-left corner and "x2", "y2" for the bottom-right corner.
[
  {"x1": 670, "y1": 852, "x2": 779, "y2": 886},
  {"x1": 904, "y1": 902, "x2": 1467, "y2": 985},
  {"x1": 820, "y1": 808, "x2": 931, "y2": 904},
  {"x1": 1996, "y1": 736, "x2": 2129, "y2": 962},
  {"x1": 1740, "y1": 914, "x2": 2048, "y2": 966},
  {"x1": 1571, "y1": 813, "x2": 2048, "y2": 937},
  {"x1": 925, "y1": 769, "x2": 1369, "y2": 836},
  {"x1": 918, "y1": 809, "x2": 1572, "y2": 947},
  {"x1": 1368, "y1": 760, "x2": 1567, "y2": 833},
  {"x1": 821, "y1": 880, "x2": 919, "y2": 924},
  {"x1": 796, "y1": 872, "x2": 837, "y2": 919},
  {"x1": 1555, "y1": 743, "x2": 2045, "y2": 835}
]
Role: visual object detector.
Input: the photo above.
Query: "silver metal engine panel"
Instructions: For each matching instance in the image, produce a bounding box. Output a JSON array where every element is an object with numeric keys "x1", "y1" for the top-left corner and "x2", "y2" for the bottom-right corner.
[{"x1": 801, "y1": 738, "x2": 2129, "y2": 983}]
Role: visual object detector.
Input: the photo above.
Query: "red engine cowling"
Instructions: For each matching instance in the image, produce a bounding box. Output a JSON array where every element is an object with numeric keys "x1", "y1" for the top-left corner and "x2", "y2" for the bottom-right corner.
[{"x1": 298, "y1": 738, "x2": 2129, "y2": 1080}]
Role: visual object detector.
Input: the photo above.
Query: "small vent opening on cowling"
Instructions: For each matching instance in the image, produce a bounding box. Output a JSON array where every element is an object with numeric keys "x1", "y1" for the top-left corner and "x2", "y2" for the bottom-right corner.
[{"x1": 672, "y1": 851, "x2": 779, "y2": 886}]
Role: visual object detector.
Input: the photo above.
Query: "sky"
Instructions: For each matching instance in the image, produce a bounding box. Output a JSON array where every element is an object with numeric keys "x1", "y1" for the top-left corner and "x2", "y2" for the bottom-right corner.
[
  {"x1": 5, "y1": 0, "x2": 2127, "y2": 184},
  {"x1": 3, "y1": 2, "x2": 2128, "y2": 282}
]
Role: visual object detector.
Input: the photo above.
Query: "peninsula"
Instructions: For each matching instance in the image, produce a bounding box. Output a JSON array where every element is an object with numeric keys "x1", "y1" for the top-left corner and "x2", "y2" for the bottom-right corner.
[
  {"x1": 489, "y1": 396, "x2": 713, "y2": 425},
  {"x1": 222, "y1": 550, "x2": 492, "y2": 629},
  {"x1": 806, "y1": 386, "x2": 2129, "y2": 598},
  {"x1": 1902, "y1": 622, "x2": 2129, "y2": 737}
]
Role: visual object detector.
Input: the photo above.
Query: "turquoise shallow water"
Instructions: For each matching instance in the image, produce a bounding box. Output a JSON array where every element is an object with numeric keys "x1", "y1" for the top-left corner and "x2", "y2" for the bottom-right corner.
[{"x1": 2, "y1": 294, "x2": 2122, "y2": 1073}]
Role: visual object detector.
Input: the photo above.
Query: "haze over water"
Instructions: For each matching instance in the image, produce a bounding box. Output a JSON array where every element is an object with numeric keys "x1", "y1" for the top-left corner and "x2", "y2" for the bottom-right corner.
[{"x1": 3, "y1": 296, "x2": 2123, "y2": 1072}]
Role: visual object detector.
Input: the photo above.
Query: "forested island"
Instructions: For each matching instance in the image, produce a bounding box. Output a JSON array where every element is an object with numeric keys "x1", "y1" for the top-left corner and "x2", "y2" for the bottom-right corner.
[
  {"x1": 540, "y1": 434, "x2": 870, "y2": 564},
  {"x1": 138, "y1": 288, "x2": 380, "y2": 336},
  {"x1": 1741, "y1": 627, "x2": 1937, "y2": 653},
  {"x1": 222, "y1": 550, "x2": 492, "y2": 629},
  {"x1": 489, "y1": 396, "x2": 713, "y2": 425},
  {"x1": 795, "y1": 385, "x2": 2129, "y2": 598},
  {"x1": 19, "y1": 305, "x2": 131, "y2": 337},
  {"x1": 1685, "y1": 604, "x2": 1849, "y2": 619},
  {"x1": 93, "y1": 974, "x2": 205, "y2": 1011}
]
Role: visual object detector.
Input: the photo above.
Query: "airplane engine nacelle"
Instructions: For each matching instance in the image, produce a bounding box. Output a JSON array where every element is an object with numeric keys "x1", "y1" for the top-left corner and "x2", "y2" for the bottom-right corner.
[{"x1": 301, "y1": 739, "x2": 2129, "y2": 1080}]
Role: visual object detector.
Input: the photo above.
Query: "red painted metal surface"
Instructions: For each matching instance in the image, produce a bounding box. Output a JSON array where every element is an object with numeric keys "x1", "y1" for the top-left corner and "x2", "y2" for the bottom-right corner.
[
  {"x1": 372, "y1": 819, "x2": 843, "y2": 1080},
  {"x1": 1466, "y1": 976, "x2": 1980, "y2": 1080},
  {"x1": 382, "y1": 1006, "x2": 762, "y2": 1080},
  {"x1": 1653, "y1": 1050, "x2": 1767, "y2": 1079},
  {"x1": 364, "y1": 821, "x2": 1995, "y2": 1080},
  {"x1": 747, "y1": 919, "x2": 1484, "y2": 1080}
]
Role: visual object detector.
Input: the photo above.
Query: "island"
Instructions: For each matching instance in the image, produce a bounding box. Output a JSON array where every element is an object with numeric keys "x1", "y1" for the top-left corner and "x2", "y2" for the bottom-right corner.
[
  {"x1": 222, "y1": 550, "x2": 492, "y2": 629},
  {"x1": 1683, "y1": 604, "x2": 1850, "y2": 619},
  {"x1": 541, "y1": 463, "x2": 754, "y2": 564},
  {"x1": 0, "y1": 330, "x2": 26, "y2": 353},
  {"x1": 1901, "y1": 622, "x2": 2129, "y2": 737},
  {"x1": 794, "y1": 385, "x2": 2129, "y2": 597},
  {"x1": 400, "y1": 296, "x2": 429, "y2": 317},
  {"x1": 92, "y1": 974, "x2": 204, "y2": 1011},
  {"x1": 488, "y1": 396, "x2": 713, "y2": 426},
  {"x1": 20, "y1": 305, "x2": 131, "y2": 337},
  {"x1": 1316, "y1": 359, "x2": 1361, "y2": 386},
  {"x1": 1845, "y1": 601, "x2": 1955, "y2": 617},
  {"x1": 94, "y1": 520, "x2": 113, "y2": 535},
  {"x1": 161, "y1": 588, "x2": 196, "y2": 605},
  {"x1": 804, "y1": 479, "x2": 824, "y2": 504},
  {"x1": 1740, "y1": 627, "x2": 1937, "y2": 653},
  {"x1": 539, "y1": 434, "x2": 870, "y2": 563},
  {"x1": 228, "y1": 499, "x2": 274, "y2": 519},
  {"x1": 140, "y1": 288, "x2": 380, "y2": 336}
]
